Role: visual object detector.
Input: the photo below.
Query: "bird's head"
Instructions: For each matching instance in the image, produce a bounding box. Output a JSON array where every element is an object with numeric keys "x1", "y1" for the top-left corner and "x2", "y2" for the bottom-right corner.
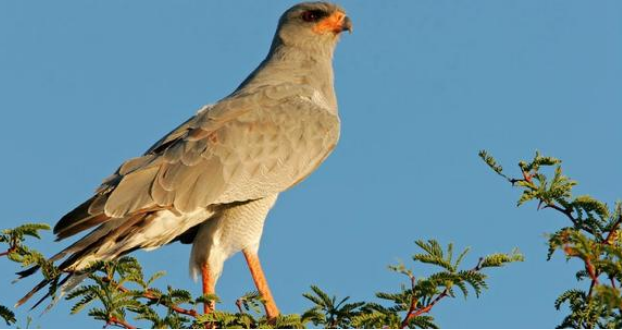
[{"x1": 273, "y1": 2, "x2": 352, "y2": 53}]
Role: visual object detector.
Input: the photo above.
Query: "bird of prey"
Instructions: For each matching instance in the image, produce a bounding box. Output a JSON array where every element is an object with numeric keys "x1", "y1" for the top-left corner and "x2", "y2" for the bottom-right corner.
[{"x1": 17, "y1": 1, "x2": 351, "y2": 320}]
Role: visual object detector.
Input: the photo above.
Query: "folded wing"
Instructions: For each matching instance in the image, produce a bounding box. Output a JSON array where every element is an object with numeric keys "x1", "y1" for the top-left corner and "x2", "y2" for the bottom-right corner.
[{"x1": 54, "y1": 83, "x2": 340, "y2": 240}]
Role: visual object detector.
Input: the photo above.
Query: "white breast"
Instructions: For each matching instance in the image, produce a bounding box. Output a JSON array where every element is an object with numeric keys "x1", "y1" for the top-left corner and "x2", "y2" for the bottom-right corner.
[{"x1": 190, "y1": 194, "x2": 279, "y2": 281}]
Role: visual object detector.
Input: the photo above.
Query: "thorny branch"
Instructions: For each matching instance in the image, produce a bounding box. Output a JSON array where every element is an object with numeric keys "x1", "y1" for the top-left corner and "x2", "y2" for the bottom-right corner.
[
  {"x1": 106, "y1": 316, "x2": 136, "y2": 329},
  {"x1": 104, "y1": 277, "x2": 200, "y2": 318},
  {"x1": 543, "y1": 203, "x2": 577, "y2": 224},
  {"x1": 136, "y1": 288, "x2": 199, "y2": 318},
  {"x1": 510, "y1": 170, "x2": 601, "y2": 236},
  {"x1": 400, "y1": 290, "x2": 448, "y2": 328},
  {"x1": 235, "y1": 298, "x2": 244, "y2": 315},
  {"x1": 605, "y1": 214, "x2": 622, "y2": 245},
  {"x1": 400, "y1": 258, "x2": 485, "y2": 328},
  {"x1": 400, "y1": 273, "x2": 418, "y2": 328},
  {"x1": 0, "y1": 243, "x2": 17, "y2": 258},
  {"x1": 482, "y1": 150, "x2": 622, "y2": 328}
]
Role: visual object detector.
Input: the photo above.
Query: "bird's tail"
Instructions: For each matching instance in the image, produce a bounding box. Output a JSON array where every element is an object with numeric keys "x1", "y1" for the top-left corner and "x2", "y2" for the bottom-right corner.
[
  {"x1": 14, "y1": 215, "x2": 143, "y2": 310},
  {"x1": 15, "y1": 272, "x2": 87, "y2": 312},
  {"x1": 13, "y1": 231, "x2": 106, "y2": 310}
]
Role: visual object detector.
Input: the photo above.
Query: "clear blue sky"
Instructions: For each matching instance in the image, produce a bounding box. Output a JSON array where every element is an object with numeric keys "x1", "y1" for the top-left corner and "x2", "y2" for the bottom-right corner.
[{"x1": 1, "y1": 1, "x2": 621, "y2": 328}]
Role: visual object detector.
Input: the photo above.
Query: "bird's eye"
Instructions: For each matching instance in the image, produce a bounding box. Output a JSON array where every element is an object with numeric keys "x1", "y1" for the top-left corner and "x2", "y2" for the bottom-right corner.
[{"x1": 301, "y1": 10, "x2": 324, "y2": 22}]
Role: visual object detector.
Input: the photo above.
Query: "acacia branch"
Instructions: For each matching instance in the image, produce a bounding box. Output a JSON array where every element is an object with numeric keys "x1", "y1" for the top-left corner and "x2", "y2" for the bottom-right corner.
[
  {"x1": 235, "y1": 298, "x2": 244, "y2": 314},
  {"x1": 400, "y1": 258, "x2": 484, "y2": 328},
  {"x1": 104, "y1": 277, "x2": 199, "y2": 318},
  {"x1": 543, "y1": 203, "x2": 576, "y2": 223},
  {"x1": 143, "y1": 289, "x2": 199, "y2": 317},
  {"x1": 541, "y1": 202, "x2": 601, "y2": 237},
  {"x1": 107, "y1": 316, "x2": 136, "y2": 329},
  {"x1": 127, "y1": 287, "x2": 199, "y2": 318},
  {"x1": 585, "y1": 259, "x2": 599, "y2": 285},
  {"x1": 400, "y1": 289, "x2": 449, "y2": 328},
  {"x1": 604, "y1": 214, "x2": 622, "y2": 245},
  {"x1": 400, "y1": 274, "x2": 418, "y2": 328},
  {"x1": 522, "y1": 170, "x2": 533, "y2": 183},
  {"x1": 0, "y1": 246, "x2": 16, "y2": 258},
  {"x1": 506, "y1": 170, "x2": 601, "y2": 236}
]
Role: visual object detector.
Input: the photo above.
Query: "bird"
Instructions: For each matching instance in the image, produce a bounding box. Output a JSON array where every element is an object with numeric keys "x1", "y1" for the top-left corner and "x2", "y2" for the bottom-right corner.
[{"x1": 16, "y1": 1, "x2": 351, "y2": 320}]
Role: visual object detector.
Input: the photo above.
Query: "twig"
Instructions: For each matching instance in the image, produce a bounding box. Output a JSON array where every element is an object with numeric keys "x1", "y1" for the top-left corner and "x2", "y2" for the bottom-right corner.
[
  {"x1": 235, "y1": 298, "x2": 244, "y2": 314},
  {"x1": 509, "y1": 178, "x2": 529, "y2": 186},
  {"x1": 542, "y1": 203, "x2": 601, "y2": 237},
  {"x1": 604, "y1": 214, "x2": 622, "y2": 245},
  {"x1": 400, "y1": 275, "x2": 418, "y2": 328},
  {"x1": 143, "y1": 289, "x2": 200, "y2": 317},
  {"x1": 474, "y1": 257, "x2": 485, "y2": 271},
  {"x1": 585, "y1": 258, "x2": 599, "y2": 285},
  {"x1": 107, "y1": 316, "x2": 136, "y2": 329},
  {"x1": 400, "y1": 259, "x2": 483, "y2": 328},
  {"x1": 521, "y1": 170, "x2": 533, "y2": 183},
  {"x1": 132, "y1": 288, "x2": 199, "y2": 318},
  {"x1": 0, "y1": 246, "x2": 16, "y2": 258},
  {"x1": 586, "y1": 276, "x2": 598, "y2": 302},
  {"x1": 104, "y1": 276, "x2": 199, "y2": 318},
  {"x1": 234, "y1": 297, "x2": 258, "y2": 329},
  {"x1": 401, "y1": 290, "x2": 448, "y2": 328},
  {"x1": 609, "y1": 276, "x2": 617, "y2": 290},
  {"x1": 543, "y1": 203, "x2": 576, "y2": 223}
]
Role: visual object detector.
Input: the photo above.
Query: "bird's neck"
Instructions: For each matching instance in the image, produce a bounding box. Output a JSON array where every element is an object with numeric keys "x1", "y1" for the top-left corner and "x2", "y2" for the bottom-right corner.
[{"x1": 235, "y1": 43, "x2": 338, "y2": 111}]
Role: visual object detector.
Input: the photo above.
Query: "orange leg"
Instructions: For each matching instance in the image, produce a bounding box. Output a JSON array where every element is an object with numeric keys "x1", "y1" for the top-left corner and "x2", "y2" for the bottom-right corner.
[
  {"x1": 201, "y1": 263, "x2": 216, "y2": 315},
  {"x1": 243, "y1": 249, "x2": 280, "y2": 320}
]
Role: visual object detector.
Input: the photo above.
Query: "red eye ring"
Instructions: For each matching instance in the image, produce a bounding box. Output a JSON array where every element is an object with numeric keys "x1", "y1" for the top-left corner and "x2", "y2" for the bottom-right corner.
[{"x1": 301, "y1": 10, "x2": 322, "y2": 22}]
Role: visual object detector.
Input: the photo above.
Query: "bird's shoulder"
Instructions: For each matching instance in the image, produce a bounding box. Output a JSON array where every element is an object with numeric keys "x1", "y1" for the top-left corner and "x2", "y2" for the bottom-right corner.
[{"x1": 148, "y1": 82, "x2": 336, "y2": 153}]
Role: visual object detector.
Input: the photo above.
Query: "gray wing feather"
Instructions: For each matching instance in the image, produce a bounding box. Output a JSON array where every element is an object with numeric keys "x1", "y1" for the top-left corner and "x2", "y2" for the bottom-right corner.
[{"x1": 104, "y1": 166, "x2": 159, "y2": 217}]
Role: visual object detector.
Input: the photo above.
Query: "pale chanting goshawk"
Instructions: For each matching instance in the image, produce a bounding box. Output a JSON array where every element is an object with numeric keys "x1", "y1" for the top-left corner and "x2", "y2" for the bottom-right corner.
[{"x1": 17, "y1": 2, "x2": 351, "y2": 319}]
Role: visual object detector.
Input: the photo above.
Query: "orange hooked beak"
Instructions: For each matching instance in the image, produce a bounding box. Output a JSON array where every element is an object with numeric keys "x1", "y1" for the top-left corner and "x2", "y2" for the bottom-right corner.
[{"x1": 313, "y1": 11, "x2": 353, "y2": 35}]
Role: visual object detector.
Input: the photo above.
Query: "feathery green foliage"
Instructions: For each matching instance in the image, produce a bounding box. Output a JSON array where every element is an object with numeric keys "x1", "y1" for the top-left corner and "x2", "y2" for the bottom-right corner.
[
  {"x1": 302, "y1": 285, "x2": 366, "y2": 328},
  {"x1": 301, "y1": 240, "x2": 522, "y2": 329},
  {"x1": 0, "y1": 305, "x2": 16, "y2": 326},
  {"x1": 0, "y1": 223, "x2": 58, "y2": 282},
  {"x1": 1, "y1": 223, "x2": 520, "y2": 329},
  {"x1": 481, "y1": 150, "x2": 622, "y2": 328}
]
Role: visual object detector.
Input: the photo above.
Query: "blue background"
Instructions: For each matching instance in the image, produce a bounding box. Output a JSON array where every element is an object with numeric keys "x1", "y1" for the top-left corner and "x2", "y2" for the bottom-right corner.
[{"x1": 1, "y1": 1, "x2": 621, "y2": 328}]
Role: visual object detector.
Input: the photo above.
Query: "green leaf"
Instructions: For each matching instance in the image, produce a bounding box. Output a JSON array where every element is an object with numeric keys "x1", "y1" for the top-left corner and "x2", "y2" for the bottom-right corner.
[
  {"x1": 572, "y1": 195, "x2": 610, "y2": 222},
  {"x1": 408, "y1": 315, "x2": 439, "y2": 329},
  {"x1": 517, "y1": 190, "x2": 538, "y2": 207},
  {"x1": 521, "y1": 150, "x2": 561, "y2": 172},
  {"x1": 0, "y1": 305, "x2": 16, "y2": 326},
  {"x1": 454, "y1": 247, "x2": 470, "y2": 269},
  {"x1": 478, "y1": 150, "x2": 509, "y2": 179},
  {"x1": 479, "y1": 250, "x2": 524, "y2": 268}
]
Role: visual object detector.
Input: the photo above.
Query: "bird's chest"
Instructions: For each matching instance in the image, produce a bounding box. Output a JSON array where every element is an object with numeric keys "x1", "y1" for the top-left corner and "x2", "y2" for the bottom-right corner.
[{"x1": 214, "y1": 102, "x2": 340, "y2": 202}]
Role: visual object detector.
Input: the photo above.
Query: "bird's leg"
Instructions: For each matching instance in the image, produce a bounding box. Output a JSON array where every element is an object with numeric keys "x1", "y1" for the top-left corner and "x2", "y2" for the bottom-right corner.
[
  {"x1": 201, "y1": 263, "x2": 216, "y2": 315},
  {"x1": 242, "y1": 249, "x2": 280, "y2": 320}
]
